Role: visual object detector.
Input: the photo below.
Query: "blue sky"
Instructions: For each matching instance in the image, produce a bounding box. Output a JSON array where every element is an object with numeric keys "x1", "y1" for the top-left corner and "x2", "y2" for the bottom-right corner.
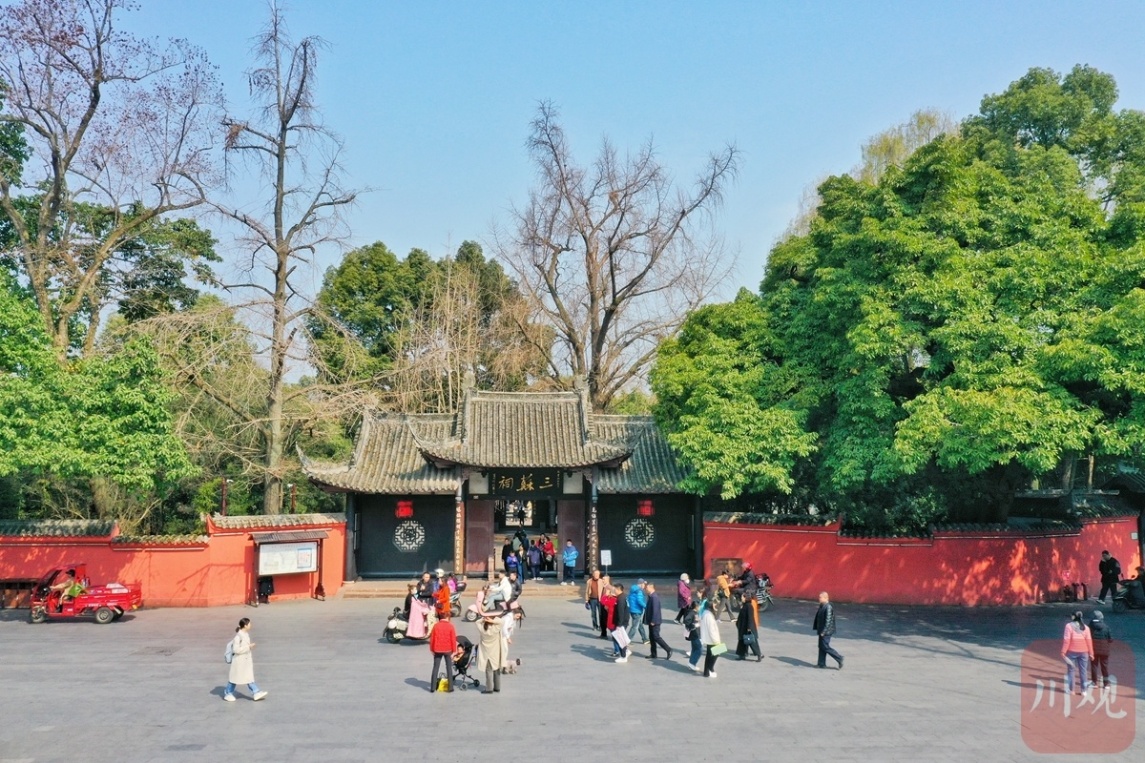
[{"x1": 131, "y1": 1, "x2": 1145, "y2": 298}]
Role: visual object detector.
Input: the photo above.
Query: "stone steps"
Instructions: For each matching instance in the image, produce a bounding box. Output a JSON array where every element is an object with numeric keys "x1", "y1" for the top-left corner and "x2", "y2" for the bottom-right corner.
[{"x1": 338, "y1": 576, "x2": 680, "y2": 599}]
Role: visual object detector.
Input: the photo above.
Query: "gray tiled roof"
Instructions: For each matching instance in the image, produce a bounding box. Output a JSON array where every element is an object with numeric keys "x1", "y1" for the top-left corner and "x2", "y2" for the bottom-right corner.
[
  {"x1": 210, "y1": 512, "x2": 347, "y2": 530},
  {"x1": 0, "y1": 519, "x2": 116, "y2": 538},
  {"x1": 303, "y1": 413, "x2": 461, "y2": 495},
  {"x1": 592, "y1": 416, "x2": 689, "y2": 493},
  {"x1": 112, "y1": 534, "x2": 209, "y2": 545},
  {"x1": 415, "y1": 390, "x2": 631, "y2": 469},
  {"x1": 303, "y1": 392, "x2": 690, "y2": 496}
]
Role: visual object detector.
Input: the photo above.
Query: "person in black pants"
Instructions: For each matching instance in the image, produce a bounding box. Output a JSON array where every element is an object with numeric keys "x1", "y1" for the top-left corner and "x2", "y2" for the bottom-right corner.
[
  {"x1": 1089, "y1": 610, "x2": 1113, "y2": 689},
  {"x1": 1097, "y1": 551, "x2": 1121, "y2": 603},
  {"x1": 813, "y1": 591, "x2": 843, "y2": 670},
  {"x1": 642, "y1": 583, "x2": 673, "y2": 660},
  {"x1": 735, "y1": 596, "x2": 762, "y2": 662}
]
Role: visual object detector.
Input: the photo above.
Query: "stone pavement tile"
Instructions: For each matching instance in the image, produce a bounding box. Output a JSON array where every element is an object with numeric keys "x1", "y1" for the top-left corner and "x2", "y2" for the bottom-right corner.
[{"x1": 2, "y1": 597, "x2": 1144, "y2": 762}]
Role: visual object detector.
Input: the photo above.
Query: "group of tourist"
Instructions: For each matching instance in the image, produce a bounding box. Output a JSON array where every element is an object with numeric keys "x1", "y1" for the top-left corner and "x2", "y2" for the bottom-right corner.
[
  {"x1": 501, "y1": 530, "x2": 580, "y2": 584},
  {"x1": 582, "y1": 566, "x2": 843, "y2": 677}
]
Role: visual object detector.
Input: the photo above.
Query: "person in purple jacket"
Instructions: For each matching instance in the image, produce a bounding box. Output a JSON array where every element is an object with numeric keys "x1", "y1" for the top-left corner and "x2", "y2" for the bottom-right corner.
[{"x1": 674, "y1": 573, "x2": 692, "y2": 623}]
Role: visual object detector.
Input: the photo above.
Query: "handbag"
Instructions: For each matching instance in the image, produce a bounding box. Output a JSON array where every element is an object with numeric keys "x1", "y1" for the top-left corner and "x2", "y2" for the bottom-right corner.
[
  {"x1": 743, "y1": 632, "x2": 757, "y2": 646},
  {"x1": 437, "y1": 677, "x2": 450, "y2": 692},
  {"x1": 611, "y1": 627, "x2": 631, "y2": 649},
  {"x1": 710, "y1": 642, "x2": 728, "y2": 656}
]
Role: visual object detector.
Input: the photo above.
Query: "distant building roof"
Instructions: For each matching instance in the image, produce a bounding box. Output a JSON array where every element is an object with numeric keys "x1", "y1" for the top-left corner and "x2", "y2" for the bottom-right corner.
[{"x1": 303, "y1": 387, "x2": 688, "y2": 496}]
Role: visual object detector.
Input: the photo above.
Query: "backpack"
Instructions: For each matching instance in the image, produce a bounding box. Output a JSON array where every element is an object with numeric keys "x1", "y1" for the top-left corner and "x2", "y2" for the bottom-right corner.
[{"x1": 224, "y1": 639, "x2": 234, "y2": 664}]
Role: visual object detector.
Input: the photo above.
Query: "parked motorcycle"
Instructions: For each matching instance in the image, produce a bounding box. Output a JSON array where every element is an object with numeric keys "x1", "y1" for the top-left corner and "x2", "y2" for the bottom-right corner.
[{"x1": 1111, "y1": 579, "x2": 1145, "y2": 613}]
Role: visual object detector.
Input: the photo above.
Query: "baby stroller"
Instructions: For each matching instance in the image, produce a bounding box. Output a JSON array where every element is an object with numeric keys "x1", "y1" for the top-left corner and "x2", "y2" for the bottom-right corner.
[{"x1": 451, "y1": 635, "x2": 481, "y2": 690}]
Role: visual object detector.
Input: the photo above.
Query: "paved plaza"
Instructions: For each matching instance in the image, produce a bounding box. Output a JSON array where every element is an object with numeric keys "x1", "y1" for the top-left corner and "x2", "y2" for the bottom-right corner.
[{"x1": 2, "y1": 592, "x2": 1143, "y2": 762}]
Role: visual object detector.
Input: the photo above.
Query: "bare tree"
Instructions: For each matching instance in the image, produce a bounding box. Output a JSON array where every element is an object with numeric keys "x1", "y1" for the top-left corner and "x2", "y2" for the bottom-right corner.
[
  {"x1": 494, "y1": 103, "x2": 739, "y2": 410},
  {"x1": 214, "y1": 6, "x2": 357, "y2": 514},
  {"x1": 388, "y1": 257, "x2": 547, "y2": 413},
  {"x1": 0, "y1": 0, "x2": 222, "y2": 357}
]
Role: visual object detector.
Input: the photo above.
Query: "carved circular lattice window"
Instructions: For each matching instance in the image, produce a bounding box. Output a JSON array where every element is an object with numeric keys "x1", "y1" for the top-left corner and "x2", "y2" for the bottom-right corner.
[
  {"x1": 393, "y1": 520, "x2": 426, "y2": 552},
  {"x1": 624, "y1": 518, "x2": 655, "y2": 549}
]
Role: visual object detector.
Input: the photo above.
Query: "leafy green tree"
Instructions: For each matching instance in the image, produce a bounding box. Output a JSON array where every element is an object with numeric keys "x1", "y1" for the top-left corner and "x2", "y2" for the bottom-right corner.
[
  {"x1": 652, "y1": 289, "x2": 817, "y2": 499},
  {"x1": 313, "y1": 240, "x2": 547, "y2": 411},
  {"x1": 653, "y1": 65, "x2": 1145, "y2": 532},
  {"x1": 310, "y1": 242, "x2": 433, "y2": 382},
  {"x1": 0, "y1": 272, "x2": 196, "y2": 523}
]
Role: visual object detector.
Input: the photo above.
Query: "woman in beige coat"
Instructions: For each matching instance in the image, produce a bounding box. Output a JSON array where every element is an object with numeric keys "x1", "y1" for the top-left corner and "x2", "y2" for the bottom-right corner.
[
  {"x1": 476, "y1": 616, "x2": 505, "y2": 694},
  {"x1": 224, "y1": 618, "x2": 268, "y2": 702}
]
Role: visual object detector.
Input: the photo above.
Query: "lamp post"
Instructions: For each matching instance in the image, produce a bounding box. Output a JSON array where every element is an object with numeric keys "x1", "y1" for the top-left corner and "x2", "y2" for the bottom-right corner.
[{"x1": 221, "y1": 478, "x2": 232, "y2": 516}]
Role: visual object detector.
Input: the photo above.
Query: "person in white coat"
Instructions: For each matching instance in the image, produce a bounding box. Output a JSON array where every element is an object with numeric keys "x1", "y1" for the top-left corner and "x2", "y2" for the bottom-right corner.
[
  {"x1": 224, "y1": 618, "x2": 268, "y2": 702},
  {"x1": 699, "y1": 602, "x2": 722, "y2": 679}
]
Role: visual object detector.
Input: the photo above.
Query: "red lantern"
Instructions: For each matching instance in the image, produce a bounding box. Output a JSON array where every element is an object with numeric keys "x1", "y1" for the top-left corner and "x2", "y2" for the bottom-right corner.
[
  {"x1": 637, "y1": 499, "x2": 654, "y2": 517},
  {"x1": 395, "y1": 500, "x2": 414, "y2": 518}
]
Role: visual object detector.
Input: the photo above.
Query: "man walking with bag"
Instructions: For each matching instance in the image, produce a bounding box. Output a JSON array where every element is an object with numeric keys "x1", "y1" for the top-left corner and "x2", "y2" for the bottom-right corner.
[{"x1": 813, "y1": 591, "x2": 843, "y2": 670}]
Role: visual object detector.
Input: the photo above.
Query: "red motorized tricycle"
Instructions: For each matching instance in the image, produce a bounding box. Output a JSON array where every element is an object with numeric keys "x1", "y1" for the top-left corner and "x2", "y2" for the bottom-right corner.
[{"x1": 29, "y1": 564, "x2": 143, "y2": 624}]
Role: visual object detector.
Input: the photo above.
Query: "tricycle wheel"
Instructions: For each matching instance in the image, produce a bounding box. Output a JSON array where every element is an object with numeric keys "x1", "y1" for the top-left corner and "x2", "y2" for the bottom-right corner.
[
  {"x1": 463, "y1": 609, "x2": 478, "y2": 622},
  {"x1": 450, "y1": 602, "x2": 461, "y2": 618},
  {"x1": 111, "y1": 610, "x2": 124, "y2": 621},
  {"x1": 30, "y1": 607, "x2": 47, "y2": 624},
  {"x1": 94, "y1": 606, "x2": 115, "y2": 624},
  {"x1": 1112, "y1": 598, "x2": 1127, "y2": 614}
]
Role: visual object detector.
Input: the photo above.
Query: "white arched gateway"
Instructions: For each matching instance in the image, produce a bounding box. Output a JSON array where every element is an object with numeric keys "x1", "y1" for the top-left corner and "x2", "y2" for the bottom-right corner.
[{"x1": 302, "y1": 382, "x2": 699, "y2": 579}]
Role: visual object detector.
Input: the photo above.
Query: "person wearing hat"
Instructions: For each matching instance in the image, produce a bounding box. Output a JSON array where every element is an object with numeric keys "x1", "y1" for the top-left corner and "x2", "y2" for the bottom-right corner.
[{"x1": 1089, "y1": 610, "x2": 1113, "y2": 690}]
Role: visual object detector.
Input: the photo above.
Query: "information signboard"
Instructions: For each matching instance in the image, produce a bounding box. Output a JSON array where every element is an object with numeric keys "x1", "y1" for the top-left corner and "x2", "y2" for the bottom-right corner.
[{"x1": 258, "y1": 541, "x2": 318, "y2": 575}]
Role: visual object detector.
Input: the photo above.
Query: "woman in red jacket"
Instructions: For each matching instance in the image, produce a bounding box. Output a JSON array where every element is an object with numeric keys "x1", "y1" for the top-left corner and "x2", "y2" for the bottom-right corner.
[
  {"x1": 429, "y1": 615, "x2": 458, "y2": 692},
  {"x1": 600, "y1": 584, "x2": 617, "y2": 640}
]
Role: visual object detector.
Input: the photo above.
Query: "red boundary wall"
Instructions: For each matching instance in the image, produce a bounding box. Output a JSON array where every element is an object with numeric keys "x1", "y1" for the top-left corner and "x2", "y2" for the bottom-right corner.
[
  {"x1": 704, "y1": 515, "x2": 1143, "y2": 606},
  {"x1": 0, "y1": 515, "x2": 345, "y2": 608}
]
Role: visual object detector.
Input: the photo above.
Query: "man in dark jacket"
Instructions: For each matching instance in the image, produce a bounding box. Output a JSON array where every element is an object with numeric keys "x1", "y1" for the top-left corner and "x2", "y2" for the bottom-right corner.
[
  {"x1": 1089, "y1": 610, "x2": 1113, "y2": 689},
  {"x1": 643, "y1": 583, "x2": 673, "y2": 660},
  {"x1": 1097, "y1": 551, "x2": 1122, "y2": 603},
  {"x1": 612, "y1": 583, "x2": 631, "y2": 661},
  {"x1": 813, "y1": 591, "x2": 843, "y2": 669}
]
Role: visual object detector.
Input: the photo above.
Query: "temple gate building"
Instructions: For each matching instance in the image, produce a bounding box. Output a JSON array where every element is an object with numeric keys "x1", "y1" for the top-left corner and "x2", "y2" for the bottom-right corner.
[{"x1": 302, "y1": 383, "x2": 699, "y2": 579}]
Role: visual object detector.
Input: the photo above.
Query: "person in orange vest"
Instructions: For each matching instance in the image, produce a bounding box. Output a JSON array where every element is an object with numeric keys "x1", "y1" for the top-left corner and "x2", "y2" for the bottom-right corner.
[{"x1": 434, "y1": 575, "x2": 451, "y2": 619}]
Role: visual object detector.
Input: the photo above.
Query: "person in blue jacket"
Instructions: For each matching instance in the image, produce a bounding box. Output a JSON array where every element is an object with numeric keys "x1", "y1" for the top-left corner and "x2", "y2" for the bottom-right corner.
[
  {"x1": 561, "y1": 539, "x2": 579, "y2": 585},
  {"x1": 626, "y1": 580, "x2": 648, "y2": 644}
]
